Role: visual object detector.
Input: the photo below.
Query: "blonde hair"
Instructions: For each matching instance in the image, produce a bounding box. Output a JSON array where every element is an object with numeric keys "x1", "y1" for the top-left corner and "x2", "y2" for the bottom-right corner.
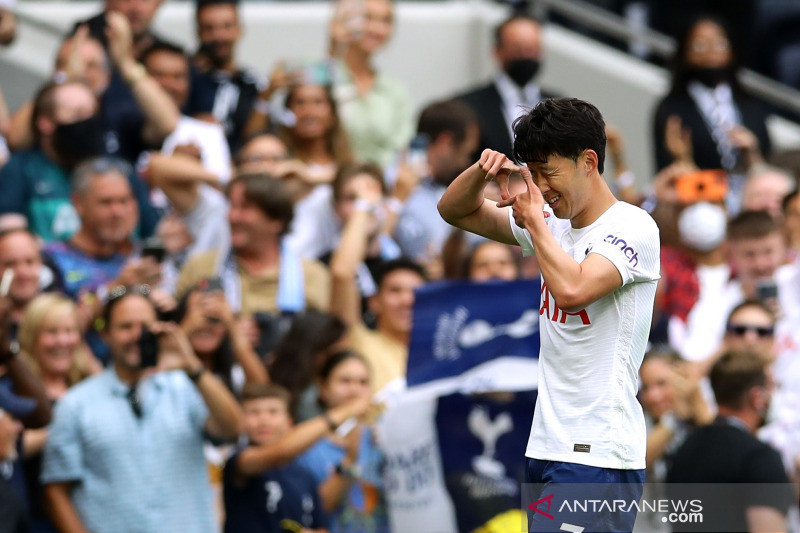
[{"x1": 18, "y1": 294, "x2": 94, "y2": 387}]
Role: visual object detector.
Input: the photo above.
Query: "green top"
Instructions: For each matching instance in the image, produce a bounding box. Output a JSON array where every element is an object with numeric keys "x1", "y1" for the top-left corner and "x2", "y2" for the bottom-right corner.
[{"x1": 331, "y1": 61, "x2": 415, "y2": 168}]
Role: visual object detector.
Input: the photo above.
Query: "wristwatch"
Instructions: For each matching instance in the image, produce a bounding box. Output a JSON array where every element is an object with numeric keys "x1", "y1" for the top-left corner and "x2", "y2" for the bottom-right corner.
[
  {"x1": 335, "y1": 461, "x2": 362, "y2": 480},
  {"x1": 186, "y1": 364, "x2": 206, "y2": 383}
]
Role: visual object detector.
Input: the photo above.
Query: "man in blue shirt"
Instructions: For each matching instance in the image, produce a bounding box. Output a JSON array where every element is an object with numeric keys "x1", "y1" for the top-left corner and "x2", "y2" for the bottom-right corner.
[
  {"x1": 224, "y1": 383, "x2": 372, "y2": 533},
  {"x1": 41, "y1": 287, "x2": 243, "y2": 533}
]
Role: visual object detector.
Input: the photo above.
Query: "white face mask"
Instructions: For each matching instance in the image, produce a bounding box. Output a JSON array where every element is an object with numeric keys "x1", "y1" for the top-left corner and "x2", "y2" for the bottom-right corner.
[{"x1": 679, "y1": 202, "x2": 727, "y2": 252}]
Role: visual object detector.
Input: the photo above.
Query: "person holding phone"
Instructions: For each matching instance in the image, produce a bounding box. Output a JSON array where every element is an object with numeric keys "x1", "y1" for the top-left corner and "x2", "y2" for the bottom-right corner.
[
  {"x1": 326, "y1": 0, "x2": 414, "y2": 167},
  {"x1": 41, "y1": 286, "x2": 243, "y2": 533}
]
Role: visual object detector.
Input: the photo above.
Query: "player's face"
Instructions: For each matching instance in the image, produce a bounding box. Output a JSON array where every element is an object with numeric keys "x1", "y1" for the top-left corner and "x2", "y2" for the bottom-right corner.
[
  {"x1": 319, "y1": 358, "x2": 370, "y2": 408},
  {"x1": 638, "y1": 358, "x2": 675, "y2": 419},
  {"x1": 528, "y1": 154, "x2": 591, "y2": 221},
  {"x1": 371, "y1": 269, "x2": 424, "y2": 335},
  {"x1": 243, "y1": 398, "x2": 292, "y2": 446}
]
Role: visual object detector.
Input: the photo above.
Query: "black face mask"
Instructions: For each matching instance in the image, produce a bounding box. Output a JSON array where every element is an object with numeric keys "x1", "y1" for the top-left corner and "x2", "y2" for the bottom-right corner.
[
  {"x1": 504, "y1": 58, "x2": 540, "y2": 87},
  {"x1": 687, "y1": 66, "x2": 732, "y2": 88},
  {"x1": 52, "y1": 115, "x2": 106, "y2": 169}
]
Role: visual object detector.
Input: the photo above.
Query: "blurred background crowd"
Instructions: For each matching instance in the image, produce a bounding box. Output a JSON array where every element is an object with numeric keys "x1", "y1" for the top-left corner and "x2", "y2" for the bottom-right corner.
[{"x1": 0, "y1": 0, "x2": 799, "y2": 532}]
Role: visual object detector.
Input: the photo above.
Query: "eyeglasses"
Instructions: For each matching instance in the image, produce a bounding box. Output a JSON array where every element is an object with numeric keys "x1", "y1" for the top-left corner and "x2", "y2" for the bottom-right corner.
[
  {"x1": 690, "y1": 41, "x2": 730, "y2": 54},
  {"x1": 726, "y1": 324, "x2": 774, "y2": 338},
  {"x1": 107, "y1": 284, "x2": 151, "y2": 302}
]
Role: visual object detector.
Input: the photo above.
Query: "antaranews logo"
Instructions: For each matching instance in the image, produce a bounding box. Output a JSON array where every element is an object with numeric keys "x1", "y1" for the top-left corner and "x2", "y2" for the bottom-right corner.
[{"x1": 527, "y1": 493, "x2": 703, "y2": 532}]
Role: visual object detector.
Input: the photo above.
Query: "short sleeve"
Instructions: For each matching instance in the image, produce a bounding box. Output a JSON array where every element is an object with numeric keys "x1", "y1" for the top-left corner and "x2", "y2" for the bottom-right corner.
[
  {"x1": 589, "y1": 209, "x2": 661, "y2": 286},
  {"x1": 176, "y1": 372, "x2": 210, "y2": 433},
  {"x1": 507, "y1": 207, "x2": 535, "y2": 257},
  {"x1": 41, "y1": 398, "x2": 85, "y2": 485}
]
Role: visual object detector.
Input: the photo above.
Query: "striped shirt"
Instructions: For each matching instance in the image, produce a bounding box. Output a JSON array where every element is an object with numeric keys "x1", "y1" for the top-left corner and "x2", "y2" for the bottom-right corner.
[{"x1": 41, "y1": 368, "x2": 216, "y2": 533}]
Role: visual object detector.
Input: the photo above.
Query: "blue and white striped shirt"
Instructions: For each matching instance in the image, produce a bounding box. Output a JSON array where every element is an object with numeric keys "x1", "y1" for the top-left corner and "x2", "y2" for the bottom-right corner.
[{"x1": 41, "y1": 368, "x2": 216, "y2": 533}]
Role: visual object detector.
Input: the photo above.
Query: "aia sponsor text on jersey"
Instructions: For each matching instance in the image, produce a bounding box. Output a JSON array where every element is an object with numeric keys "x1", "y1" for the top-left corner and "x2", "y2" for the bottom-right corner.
[{"x1": 540, "y1": 282, "x2": 591, "y2": 325}]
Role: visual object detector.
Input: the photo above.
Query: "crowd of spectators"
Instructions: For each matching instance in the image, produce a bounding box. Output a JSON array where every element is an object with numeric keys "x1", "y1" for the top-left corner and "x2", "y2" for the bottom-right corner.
[{"x1": 0, "y1": 1, "x2": 798, "y2": 532}]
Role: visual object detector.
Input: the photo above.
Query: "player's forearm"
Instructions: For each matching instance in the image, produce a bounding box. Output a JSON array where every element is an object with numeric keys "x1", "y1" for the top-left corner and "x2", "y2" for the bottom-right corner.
[
  {"x1": 526, "y1": 217, "x2": 585, "y2": 311},
  {"x1": 438, "y1": 162, "x2": 488, "y2": 224}
]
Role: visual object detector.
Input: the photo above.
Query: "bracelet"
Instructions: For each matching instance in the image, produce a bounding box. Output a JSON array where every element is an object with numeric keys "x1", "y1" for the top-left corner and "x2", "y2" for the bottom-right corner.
[
  {"x1": 124, "y1": 63, "x2": 147, "y2": 87},
  {"x1": 335, "y1": 461, "x2": 362, "y2": 479},
  {"x1": 385, "y1": 196, "x2": 404, "y2": 215},
  {"x1": 322, "y1": 410, "x2": 339, "y2": 432},
  {"x1": 186, "y1": 364, "x2": 206, "y2": 383}
]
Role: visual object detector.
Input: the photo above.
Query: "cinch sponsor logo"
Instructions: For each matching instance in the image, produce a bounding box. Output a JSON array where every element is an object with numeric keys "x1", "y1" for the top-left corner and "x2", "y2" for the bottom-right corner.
[
  {"x1": 540, "y1": 283, "x2": 591, "y2": 325},
  {"x1": 604, "y1": 234, "x2": 639, "y2": 267}
]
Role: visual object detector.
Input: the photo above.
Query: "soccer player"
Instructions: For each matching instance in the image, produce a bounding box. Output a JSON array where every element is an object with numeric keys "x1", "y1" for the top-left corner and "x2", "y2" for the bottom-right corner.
[{"x1": 438, "y1": 97, "x2": 660, "y2": 532}]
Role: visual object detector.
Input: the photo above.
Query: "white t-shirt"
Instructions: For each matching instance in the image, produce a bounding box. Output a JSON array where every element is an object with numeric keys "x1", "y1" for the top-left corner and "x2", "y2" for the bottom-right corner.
[
  {"x1": 161, "y1": 116, "x2": 232, "y2": 183},
  {"x1": 509, "y1": 201, "x2": 660, "y2": 470}
]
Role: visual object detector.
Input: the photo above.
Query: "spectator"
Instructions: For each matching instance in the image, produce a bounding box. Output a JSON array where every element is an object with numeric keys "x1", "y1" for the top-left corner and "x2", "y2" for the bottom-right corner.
[
  {"x1": 456, "y1": 14, "x2": 553, "y2": 159},
  {"x1": 268, "y1": 310, "x2": 348, "y2": 421},
  {"x1": 142, "y1": 42, "x2": 232, "y2": 183},
  {"x1": 279, "y1": 81, "x2": 354, "y2": 185},
  {"x1": 45, "y1": 157, "x2": 159, "y2": 302},
  {"x1": 638, "y1": 349, "x2": 712, "y2": 479},
  {"x1": 659, "y1": 201, "x2": 728, "y2": 357},
  {"x1": 17, "y1": 294, "x2": 99, "y2": 532},
  {"x1": 677, "y1": 210, "x2": 797, "y2": 362},
  {"x1": 465, "y1": 241, "x2": 520, "y2": 282},
  {"x1": 394, "y1": 99, "x2": 479, "y2": 263},
  {"x1": 190, "y1": 0, "x2": 262, "y2": 152},
  {"x1": 666, "y1": 350, "x2": 794, "y2": 533},
  {"x1": 721, "y1": 300, "x2": 776, "y2": 361},
  {"x1": 325, "y1": 0, "x2": 413, "y2": 167},
  {"x1": 783, "y1": 188, "x2": 800, "y2": 261},
  {"x1": 0, "y1": 82, "x2": 159, "y2": 242},
  {"x1": 330, "y1": 223, "x2": 426, "y2": 395},
  {"x1": 176, "y1": 174, "x2": 331, "y2": 353},
  {"x1": 224, "y1": 382, "x2": 371, "y2": 533},
  {"x1": 0, "y1": 386, "x2": 28, "y2": 533},
  {"x1": 0, "y1": 0, "x2": 16, "y2": 46},
  {"x1": 652, "y1": 14, "x2": 771, "y2": 184},
  {"x1": 298, "y1": 350, "x2": 388, "y2": 533},
  {"x1": 9, "y1": 16, "x2": 180, "y2": 164},
  {"x1": 740, "y1": 165, "x2": 795, "y2": 220},
  {"x1": 73, "y1": 0, "x2": 175, "y2": 60},
  {"x1": 235, "y1": 134, "x2": 290, "y2": 175},
  {"x1": 176, "y1": 283, "x2": 268, "y2": 395},
  {"x1": 0, "y1": 229, "x2": 46, "y2": 339},
  {"x1": 41, "y1": 286, "x2": 243, "y2": 533}
]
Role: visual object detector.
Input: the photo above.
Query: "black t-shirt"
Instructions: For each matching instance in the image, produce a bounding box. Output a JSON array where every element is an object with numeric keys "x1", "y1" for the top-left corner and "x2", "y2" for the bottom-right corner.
[
  {"x1": 187, "y1": 66, "x2": 261, "y2": 153},
  {"x1": 0, "y1": 477, "x2": 29, "y2": 533},
  {"x1": 666, "y1": 417, "x2": 795, "y2": 532},
  {"x1": 223, "y1": 448, "x2": 327, "y2": 533}
]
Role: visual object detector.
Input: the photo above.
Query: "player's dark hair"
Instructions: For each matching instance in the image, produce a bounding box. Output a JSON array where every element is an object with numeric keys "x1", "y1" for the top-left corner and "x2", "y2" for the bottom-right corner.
[
  {"x1": 512, "y1": 97, "x2": 607, "y2": 174},
  {"x1": 494, "y1": 14, "x2": 540, "y2": 49},
  {"x1": 727, "y1": 210, "x2": 779, "y2": 241},
  {"x1": 709, "y1": 349, "x2": 767, "y2": 409},
  {"x1": 375, "y1": 258, "x2": 427, "y2": 289},
  {"x1": 417, "y1": 99, "x2": 476, "y2": 147}
]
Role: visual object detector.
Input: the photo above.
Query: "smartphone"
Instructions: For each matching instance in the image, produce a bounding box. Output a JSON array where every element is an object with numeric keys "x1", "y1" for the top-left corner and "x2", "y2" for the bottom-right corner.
[
  {"x1": 405, "y1": 134, "x2": 430, "y2": 177},
  {"x1": 0, "y1": 268, "x2": 14, "y2": 297},
  {"x1": 756, "y1": 278, "x2": 779, "y2": 303},
  {"x1": 141, "y1": 237, "x2": 166, "y2": 263},
  {"x1": 676, "y1": 170, "x2": 728, "y2": 204},
  {"x1": 138, "y1": 330, "x2": 159, "y2": 368}
]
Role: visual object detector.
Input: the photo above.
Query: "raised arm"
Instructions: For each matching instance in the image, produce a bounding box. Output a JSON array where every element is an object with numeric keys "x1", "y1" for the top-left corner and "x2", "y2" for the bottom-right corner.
[
  {"x1": 143, "y1": 152, "x2": 221, "y2": 213},
  {"x1": 106, "y1": 12, "x2": 179, "y2": 146},
  {"x1": 437, "y1": 150, "x2": 519, "y2": 246}
]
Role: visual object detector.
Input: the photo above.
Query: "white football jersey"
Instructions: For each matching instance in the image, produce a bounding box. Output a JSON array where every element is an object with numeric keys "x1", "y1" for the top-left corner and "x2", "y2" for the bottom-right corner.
[{"x1": 509, "y1": 201, "x2": 660, "y2": 470}]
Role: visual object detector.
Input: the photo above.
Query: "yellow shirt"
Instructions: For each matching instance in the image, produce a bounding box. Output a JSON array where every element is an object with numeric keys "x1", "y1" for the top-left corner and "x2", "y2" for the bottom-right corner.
[
  {"x1": 348, "y1": 323, "x2": 407, "y2": 394},
  {"x1": 175, "y1": 251, "x2": 330, "y2": 315}
]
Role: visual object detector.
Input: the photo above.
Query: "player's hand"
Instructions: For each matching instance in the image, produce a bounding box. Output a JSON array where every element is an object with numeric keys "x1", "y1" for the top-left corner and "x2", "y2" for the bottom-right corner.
[
  {"x1": 478, "y1": 149, "x2": 519, "y2": 200},
  {"x1": 500, "y1": 166, "x2": 549, "y2": 230}
]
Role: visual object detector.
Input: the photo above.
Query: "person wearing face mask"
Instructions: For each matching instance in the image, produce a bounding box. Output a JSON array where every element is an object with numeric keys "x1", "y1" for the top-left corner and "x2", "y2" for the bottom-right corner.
[
  {"x1": 659, "y1": 201, "x2": 729, "y2": 356},
  {"x1": 666, "y1": 350, "x2": 794, "y2": 533},
  {"x1": 0, "y1": 81, "x2": 159, "y2": 243},
  {"x1": 652, "y1": 14, "x2": 771, "y2": 179},
  {"x1": 455, "y1": 14, "x2": 555, "y2": 160}
]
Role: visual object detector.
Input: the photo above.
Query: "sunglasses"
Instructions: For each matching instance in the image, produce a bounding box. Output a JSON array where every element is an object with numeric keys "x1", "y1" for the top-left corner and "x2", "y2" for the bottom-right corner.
[
  {"x1": 726, "y1": 324, "x2": 774, "y2": 338},
  {"x1": 107, "y1": 284, "x2": 151, "y2": 302}
]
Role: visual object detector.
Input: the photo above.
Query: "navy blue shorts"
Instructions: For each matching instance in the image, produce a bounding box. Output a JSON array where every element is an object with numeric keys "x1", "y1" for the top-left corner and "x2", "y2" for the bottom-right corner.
[{"x1": 524, "y1": 458, "x2": 646, "y2": 533}]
